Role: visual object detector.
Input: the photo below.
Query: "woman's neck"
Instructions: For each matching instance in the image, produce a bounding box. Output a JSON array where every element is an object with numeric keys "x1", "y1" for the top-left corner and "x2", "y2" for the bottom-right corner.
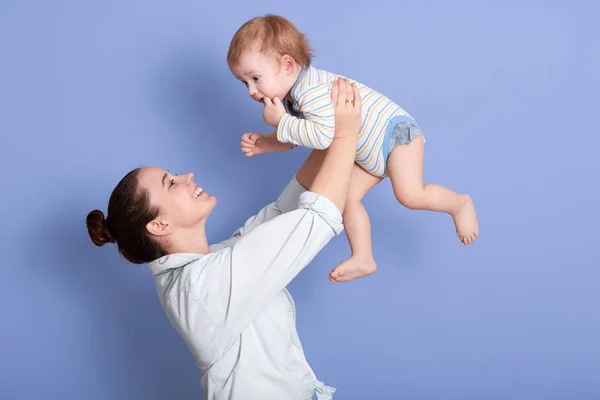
[{"x1": 167, "y1": 226, "x2": 210, "y2": 255}]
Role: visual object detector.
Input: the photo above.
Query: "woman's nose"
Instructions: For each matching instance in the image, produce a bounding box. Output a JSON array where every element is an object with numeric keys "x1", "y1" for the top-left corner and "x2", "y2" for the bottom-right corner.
[{"x1": 185, "y1": 172, "x2": 195, "y2": 185}]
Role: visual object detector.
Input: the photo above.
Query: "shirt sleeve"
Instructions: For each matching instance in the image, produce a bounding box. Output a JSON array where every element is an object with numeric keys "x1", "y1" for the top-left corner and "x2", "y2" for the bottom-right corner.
[
  {"x1": 208, "y1": 176, "x2": 306, "y2": 252},
  {"x1": 199, "y1": 191, "x2": 343, "y2": 336},
  {"x1": 277, "y1": 82, "x2": 335, "y2": 150}
]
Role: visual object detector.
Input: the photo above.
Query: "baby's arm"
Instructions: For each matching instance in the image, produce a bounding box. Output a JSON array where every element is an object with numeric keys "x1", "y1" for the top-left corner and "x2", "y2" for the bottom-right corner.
[
  {"x1": 257, "y1": 130, "x2": 294, "y2": 152},
  {"x1": 277, "y1": 82, "x2": 336, "y2": 150},
  {"x1": 240, "y1": 130, "x2": 294, "y2": 157}
]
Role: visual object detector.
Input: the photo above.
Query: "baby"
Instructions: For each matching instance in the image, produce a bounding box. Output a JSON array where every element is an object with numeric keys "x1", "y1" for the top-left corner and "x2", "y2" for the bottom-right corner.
[{"x1": 227, "y1": 15, "x2": 478, "y2": 283}]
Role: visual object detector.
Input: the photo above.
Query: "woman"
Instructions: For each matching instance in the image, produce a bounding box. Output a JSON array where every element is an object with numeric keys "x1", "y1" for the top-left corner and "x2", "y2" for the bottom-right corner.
[{"x1": 86, "y1": 78, "x2": 362, "y2": 400}]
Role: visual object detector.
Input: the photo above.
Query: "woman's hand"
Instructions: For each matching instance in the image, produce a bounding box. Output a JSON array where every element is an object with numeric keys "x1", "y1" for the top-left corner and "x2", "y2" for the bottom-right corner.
[
  {"x1": 330, "y1": 78, "x2": 362, "y2": 140},
  {"x1": 306, "y1": 77, "x2": 361, "y2": 212}
]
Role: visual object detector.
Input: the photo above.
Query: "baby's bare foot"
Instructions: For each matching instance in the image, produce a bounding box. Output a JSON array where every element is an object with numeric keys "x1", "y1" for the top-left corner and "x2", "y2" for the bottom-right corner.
[
  {"x1": 453, "y1": 194, "x2": 479, "y2": 245},
  {"x1": 329, "y1": 256, "x2": 377, "y2": 283}
]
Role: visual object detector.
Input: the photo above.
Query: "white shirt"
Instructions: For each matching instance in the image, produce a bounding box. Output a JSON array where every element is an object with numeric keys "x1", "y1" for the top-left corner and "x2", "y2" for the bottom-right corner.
[{"x1": 148, "y1": 177, "x2": 342, "y2": 400}]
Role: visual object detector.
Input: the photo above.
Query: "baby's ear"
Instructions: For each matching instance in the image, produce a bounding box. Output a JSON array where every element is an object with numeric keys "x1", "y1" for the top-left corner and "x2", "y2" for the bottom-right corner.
[{"x1": 281, "y1": 54, "x2": 296, "y2": 73}]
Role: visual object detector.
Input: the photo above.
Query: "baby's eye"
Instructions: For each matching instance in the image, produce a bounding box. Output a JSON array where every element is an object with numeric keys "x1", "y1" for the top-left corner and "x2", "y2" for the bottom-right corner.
[
  {"x1": 252, "y1": 76, "x2": 260, "y2": 82},
  {"x1": 170, "y1": 178, "x2": 176, "y2": 187}
]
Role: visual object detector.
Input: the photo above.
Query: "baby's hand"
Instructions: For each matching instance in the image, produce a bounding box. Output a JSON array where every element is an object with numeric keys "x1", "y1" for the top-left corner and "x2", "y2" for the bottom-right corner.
[
  {"x1": 241, "y1": 131, "x2": 295, "y2": 157},
  {"x1": 263, "y1": 97, "x2": 286, "y2": 127},
  {"x1": 240, "y1": 132, "x2": 264, "y2": 157}
]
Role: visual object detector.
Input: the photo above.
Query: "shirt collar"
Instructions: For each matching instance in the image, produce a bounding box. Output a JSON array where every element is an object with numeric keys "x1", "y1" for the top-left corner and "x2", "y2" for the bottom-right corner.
[
  {"x1": 148, "y1": 253, "x2": 205, "y2": 276},
  {"x1": 290, "y1": 64, "x2": 312, "y2": 102}
]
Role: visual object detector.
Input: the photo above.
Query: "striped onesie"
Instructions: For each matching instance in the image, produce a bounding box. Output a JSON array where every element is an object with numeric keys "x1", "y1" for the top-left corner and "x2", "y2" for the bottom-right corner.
[{"x1": 277, "y1": 65, "x2": 424, "y2": 178}]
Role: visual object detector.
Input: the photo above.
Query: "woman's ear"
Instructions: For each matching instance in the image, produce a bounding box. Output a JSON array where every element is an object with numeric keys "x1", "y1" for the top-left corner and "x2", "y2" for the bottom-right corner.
[{"x1": 146, "y1": 218, "x2": 173, "y2": 237}]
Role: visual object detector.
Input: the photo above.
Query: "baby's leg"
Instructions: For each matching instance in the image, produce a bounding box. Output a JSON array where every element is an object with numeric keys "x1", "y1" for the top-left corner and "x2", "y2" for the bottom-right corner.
[
  {"x1": 387, "y1": 132, "x2": 478, "y2": 245},
  {"x1": 329, "y1": 164, "x2": 382, "y2": 283}
]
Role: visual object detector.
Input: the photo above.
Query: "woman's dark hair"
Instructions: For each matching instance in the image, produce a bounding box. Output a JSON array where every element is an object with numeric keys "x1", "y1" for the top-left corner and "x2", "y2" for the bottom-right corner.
[{"x1": 86, "y1": 168, "x2": 166, "y2": 264}]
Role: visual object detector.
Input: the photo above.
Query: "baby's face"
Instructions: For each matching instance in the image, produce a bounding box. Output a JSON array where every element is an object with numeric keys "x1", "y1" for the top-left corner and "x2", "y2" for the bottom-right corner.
[{"x1": 230, "y1": 51, "x2": 293, "y2": 103}]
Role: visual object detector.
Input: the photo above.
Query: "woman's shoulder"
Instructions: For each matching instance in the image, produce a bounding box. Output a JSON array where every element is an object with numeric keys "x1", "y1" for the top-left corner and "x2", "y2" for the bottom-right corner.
[{"x1": 152, "y1": 251, "x2": 230, "y2": 293}]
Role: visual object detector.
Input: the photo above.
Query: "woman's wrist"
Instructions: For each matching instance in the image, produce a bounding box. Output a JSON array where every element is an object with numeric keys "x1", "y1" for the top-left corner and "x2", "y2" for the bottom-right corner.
[{"x1": 332, "y1": 134, "x2": 357, "y2": 141}]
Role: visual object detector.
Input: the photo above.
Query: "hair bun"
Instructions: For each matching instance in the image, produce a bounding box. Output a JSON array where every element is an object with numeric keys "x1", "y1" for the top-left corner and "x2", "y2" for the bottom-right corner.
[{"x1": 86, "y1": 209, "x2": 115, "y2": 246}]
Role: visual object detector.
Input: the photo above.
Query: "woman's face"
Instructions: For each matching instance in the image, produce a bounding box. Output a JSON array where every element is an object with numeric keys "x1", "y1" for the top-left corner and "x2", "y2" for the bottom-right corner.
[{"x1": 138, "y1": 167, "x2": 217, "y2": 234}]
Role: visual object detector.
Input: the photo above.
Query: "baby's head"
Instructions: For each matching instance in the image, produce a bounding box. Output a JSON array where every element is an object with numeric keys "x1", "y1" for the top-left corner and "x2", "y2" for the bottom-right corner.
[{"x1": 227, "y1": 15, "x2": 312, "y2": 103}]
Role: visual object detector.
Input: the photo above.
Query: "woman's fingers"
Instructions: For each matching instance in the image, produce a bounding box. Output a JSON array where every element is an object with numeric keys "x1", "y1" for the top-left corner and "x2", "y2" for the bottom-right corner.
[
  {"x1": 351, "y1": 83, "x2": 361, "y2": 113},
  {"x1": 330, "y1": 78, "x2": 340, "y2": 106},
  {"x1": 336, "y1": 78, "x2": 347, "y2": 107},
  {"x1": 345, "y1": 78, "x2": 354, "y2": 108}
]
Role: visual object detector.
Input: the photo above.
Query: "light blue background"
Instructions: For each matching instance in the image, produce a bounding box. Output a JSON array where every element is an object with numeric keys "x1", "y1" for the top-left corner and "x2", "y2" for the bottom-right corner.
[{"x1": 1, "y1": 1, "x2": 599, "y2": 399}]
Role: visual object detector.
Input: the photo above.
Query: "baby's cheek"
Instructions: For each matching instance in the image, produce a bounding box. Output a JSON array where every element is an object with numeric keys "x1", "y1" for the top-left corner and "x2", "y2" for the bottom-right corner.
[{"x1": 261, "y1": 82, "x2": 273, "y2": 94}]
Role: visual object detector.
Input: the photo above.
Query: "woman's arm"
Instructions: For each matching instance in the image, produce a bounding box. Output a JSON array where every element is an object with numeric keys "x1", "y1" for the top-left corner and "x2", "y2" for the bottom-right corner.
[
  {"x1": 211, "y1": 79, "x2": 361, "y2": 250},
  {"x1": 305, "y1": 78, "x2": 360, "y2": 212},
  {"x1": 210, "y1": 191, "x2": 344, "y2": 334},
  {"x1": 209, "y1": 176, "x2": 306, "y2": 251},
  {"x1": 198, "y1": 79, "x2": 363, "y2": 334}
]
